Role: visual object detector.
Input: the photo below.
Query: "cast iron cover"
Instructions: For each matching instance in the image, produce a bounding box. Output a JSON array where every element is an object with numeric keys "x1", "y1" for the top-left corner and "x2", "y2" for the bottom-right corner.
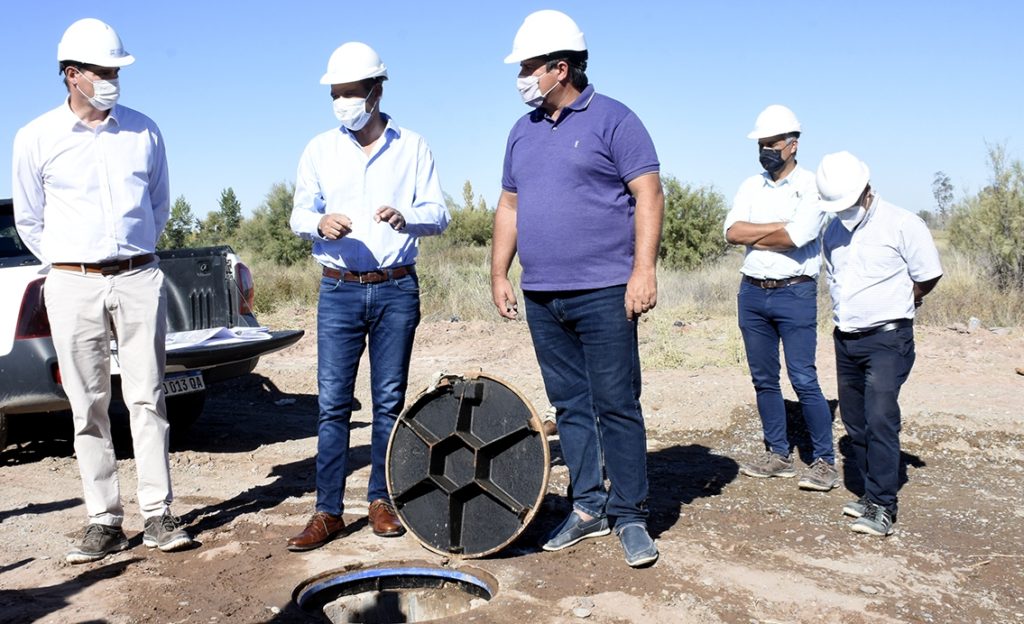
[{"x1": 386, "y1": 372, "x2": 550, "y2": 558}]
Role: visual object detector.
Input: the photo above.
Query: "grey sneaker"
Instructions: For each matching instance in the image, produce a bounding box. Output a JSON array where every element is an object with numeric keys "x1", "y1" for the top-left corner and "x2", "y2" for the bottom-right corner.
[
  {"x1": 541, "y1": 511, "x2": 610, "y2": 551},
  {"x1": 143, "y1": 511, "x2": 194, "y2": 552},
  {"x1": 842, "y1": 497, "x2": 869, "y2": 518},
  {"x1": 850, "y1": 503, "x2": 895, "y2": 537},
  {"x1": 616, "y1": 523, "x2": 658, "y2": 568},
  {"x1": 798, "y1": 458, "x2": 839, "y2": 491},
  {"x1": 740, "y1": 451, "x2": 796, "y2": 478},
  {"x1": 66, "y1": 523, "x2": 129, "y2": 564}
]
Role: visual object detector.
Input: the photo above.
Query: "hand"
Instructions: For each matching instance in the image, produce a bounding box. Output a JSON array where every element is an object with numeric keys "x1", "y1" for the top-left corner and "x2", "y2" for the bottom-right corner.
[
  {"x1": 625, "y1": 268, "x2": 657, "y2": 320},
  {"x1": 491, "y1": 276, "x2": 519, "y2": 320},
  {"x1": 375, "y1": 206, "x2": 406, "y2": 231},
  {"x1": 318, "y1": 214, "x2": 352, "y2": 240}
]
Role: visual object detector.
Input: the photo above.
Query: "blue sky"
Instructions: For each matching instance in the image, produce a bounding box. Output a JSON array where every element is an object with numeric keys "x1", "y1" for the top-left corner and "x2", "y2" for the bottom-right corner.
[{"x1": 2, "y1": 1, "x2": 1022, "y2": 219}]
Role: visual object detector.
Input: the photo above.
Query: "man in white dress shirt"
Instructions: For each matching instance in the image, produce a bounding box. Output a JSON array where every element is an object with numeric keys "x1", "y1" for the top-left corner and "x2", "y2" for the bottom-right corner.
[
  {"x1": 816, "y1": 151, "x2": 942, "y2": 537},
  {"x1": 724, "y1": 105, "x2": 837, "y2": 492},
  {"x1": 12, "y1": 18, "x2": 192, "y2": 563},
  {"x1": 287, "y1": 42, "x2": 449, "y2": 551}
]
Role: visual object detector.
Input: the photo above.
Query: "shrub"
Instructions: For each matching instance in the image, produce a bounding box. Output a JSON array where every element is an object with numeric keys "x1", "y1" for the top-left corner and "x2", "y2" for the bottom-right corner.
[
  {"x1": 948, "y1": 145, "x2": 1024, "y2": 290},
  {"x1": 659, "y1": 176, "x2": 730, "y2": 270},
  {"x1": 236, "y1": 182, "x2": 311, "y2": 266}
]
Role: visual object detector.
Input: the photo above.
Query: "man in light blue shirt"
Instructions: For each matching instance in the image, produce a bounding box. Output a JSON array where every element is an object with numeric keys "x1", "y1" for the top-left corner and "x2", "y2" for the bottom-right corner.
[
  {"x1": 12, "y1": 18, "x2": 192, "y2": 563},
  {"x1": 724, "y1": 105, "x2": 837, "y2": 492},
  {"x1": 287, "y1": 42, "x2": 449, "y2": 551}
]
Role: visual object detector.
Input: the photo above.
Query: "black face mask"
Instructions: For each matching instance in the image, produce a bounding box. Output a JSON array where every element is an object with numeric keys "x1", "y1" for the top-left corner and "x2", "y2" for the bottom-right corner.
[{"x1": 759, "y1": 147, "x2": 786, "y2": 173}]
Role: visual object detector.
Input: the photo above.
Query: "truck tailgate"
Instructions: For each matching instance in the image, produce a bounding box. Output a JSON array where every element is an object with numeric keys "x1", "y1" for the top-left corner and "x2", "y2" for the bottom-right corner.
[{"x1": 165, "y1": 329, "x2": 304, "y2": 369}]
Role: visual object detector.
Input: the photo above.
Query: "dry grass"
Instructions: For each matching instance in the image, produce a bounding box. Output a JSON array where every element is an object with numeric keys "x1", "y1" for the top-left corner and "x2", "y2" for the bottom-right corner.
[{"x1": 244, "y1": 238, "x2": 1024, "y2": 363}]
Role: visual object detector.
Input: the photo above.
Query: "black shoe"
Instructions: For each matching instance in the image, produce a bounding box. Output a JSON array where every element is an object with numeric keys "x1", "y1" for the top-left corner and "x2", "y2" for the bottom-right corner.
[{"x1": 66, "y1": 523, "x2": 129, "y2": 564}]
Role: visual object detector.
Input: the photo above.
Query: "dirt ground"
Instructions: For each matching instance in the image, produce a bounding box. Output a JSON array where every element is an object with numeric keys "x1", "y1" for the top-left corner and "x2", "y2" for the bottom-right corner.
[{"x1": 1, "y1": 308, "x2": 1022, "y2": 624}]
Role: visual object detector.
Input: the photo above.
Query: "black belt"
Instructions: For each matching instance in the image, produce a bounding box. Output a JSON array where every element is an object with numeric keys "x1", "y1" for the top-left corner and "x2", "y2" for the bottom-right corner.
[
  {"x1": 743, "y1": 275, "x2": 815, "y2": 289},
  {"x1": 52, "y1": 253, "x2": 156, "y2": 276},
  {"x1": 322, "y1": 265, "x2": 413, "y2": 284},
  {"x1": 834, "y1": 318, "x2": 913, "y2": 340}
]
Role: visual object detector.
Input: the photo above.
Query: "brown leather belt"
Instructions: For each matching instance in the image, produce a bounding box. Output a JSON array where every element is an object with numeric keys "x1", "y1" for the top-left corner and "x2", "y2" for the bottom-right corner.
[
  {"x1": 743, "y1": 275, "x2": 815, "y2": 289},
  {"x1": 322, "y1": 265, "x2": 413, "y2": 284},
  {"x1": 834, "y1": 318, "x2": 913, "y2": 340},
  {"x1": 52, "y1": 253, "x2": 156, "y2": 276}
]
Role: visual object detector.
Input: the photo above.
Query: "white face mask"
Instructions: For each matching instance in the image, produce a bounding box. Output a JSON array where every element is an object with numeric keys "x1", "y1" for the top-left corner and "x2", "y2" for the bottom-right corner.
[
  {"x1": 837, "y1": 205, "x2": 867, "y2": 232},
  {"x1": 75, "y1": 73, "x2": 120, "y2": 111},
  {"x1": 333, "y1": 85, "x2": 378, "y2": 131},
  {"x1": 516, "y1": 70, "x2": 558, "y2": 108}
]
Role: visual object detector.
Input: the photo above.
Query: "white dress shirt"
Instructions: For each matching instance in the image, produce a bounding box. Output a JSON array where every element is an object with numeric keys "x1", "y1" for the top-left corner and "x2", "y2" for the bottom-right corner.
[
  {"x1": 822, "y1": 196, "x2": 943, "y2": 332},
  {"x1": 290, "y1": 115, "x2": 449, "y2": 272},
  {"x1": 12, "y1": 99, "x2": 170, "y2": 264},
  {"x1": 724, "y1": 165, "x2": 826, "y2": 279}
]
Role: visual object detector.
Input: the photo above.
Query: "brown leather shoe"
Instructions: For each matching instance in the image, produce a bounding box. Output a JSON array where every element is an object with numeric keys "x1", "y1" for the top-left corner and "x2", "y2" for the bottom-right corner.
[
  {"x1": 287, "y1": 511, "x2": 345, "y2": 551},
  {"x1": 368, "y1": 499, "x2": 405, "y2": 537},
  {"x1": 542, "y1": 419, "x2": 558, "y2": 437}
]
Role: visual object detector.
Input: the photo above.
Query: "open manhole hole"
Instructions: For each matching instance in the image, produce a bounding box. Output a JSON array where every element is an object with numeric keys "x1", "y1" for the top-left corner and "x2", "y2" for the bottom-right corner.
[{"x1": 294, "y1": 563, "x2": 497, "y2": 623}]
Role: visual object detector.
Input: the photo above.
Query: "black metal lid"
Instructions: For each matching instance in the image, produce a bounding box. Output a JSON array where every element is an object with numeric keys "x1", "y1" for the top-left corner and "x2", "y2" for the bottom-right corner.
[{"x1": 386, "y1": 372, "x2": 549, "y2": 558}]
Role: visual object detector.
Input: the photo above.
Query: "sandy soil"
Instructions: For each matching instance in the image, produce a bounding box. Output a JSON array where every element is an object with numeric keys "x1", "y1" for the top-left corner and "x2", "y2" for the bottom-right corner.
[{"x1": 1, "y1": 309, "x2": 1022, "y2": 623}]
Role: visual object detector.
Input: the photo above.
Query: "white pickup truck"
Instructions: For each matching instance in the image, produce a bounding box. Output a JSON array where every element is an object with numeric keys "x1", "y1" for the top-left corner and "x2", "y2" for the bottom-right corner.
[{"x1": 0, "y1": 197, "x2": 304, "y2": 450}]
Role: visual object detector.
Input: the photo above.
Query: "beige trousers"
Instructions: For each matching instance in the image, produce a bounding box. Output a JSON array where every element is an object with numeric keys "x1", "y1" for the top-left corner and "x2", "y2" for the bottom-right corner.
[{"x1": 44, "y1": 264, "x2": 172, "y2": 526}]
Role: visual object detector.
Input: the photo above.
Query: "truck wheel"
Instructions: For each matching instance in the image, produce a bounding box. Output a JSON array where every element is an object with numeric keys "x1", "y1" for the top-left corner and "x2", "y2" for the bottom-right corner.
[
  {"x1": 166, "y1": 391, "x2": 207, "y2": 434},
  {"x1": 0, "y1": 410, "x2": 7, "y2": 452}
]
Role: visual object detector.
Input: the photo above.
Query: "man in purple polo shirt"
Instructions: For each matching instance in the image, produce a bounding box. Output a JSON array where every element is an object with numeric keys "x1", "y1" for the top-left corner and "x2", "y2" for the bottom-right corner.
[{"x1": 491, "y1": 9, "x2": 665, "y2": 568}]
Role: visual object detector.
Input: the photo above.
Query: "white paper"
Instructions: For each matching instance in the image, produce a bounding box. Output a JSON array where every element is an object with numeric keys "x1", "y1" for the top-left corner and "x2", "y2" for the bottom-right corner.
[{"x1": 164, "y1": 326, "x2": 273, "y2": 351}]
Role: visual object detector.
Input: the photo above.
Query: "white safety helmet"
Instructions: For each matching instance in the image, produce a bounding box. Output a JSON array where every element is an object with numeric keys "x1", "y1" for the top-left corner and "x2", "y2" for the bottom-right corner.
[
  {"x1": 816, "y1": 151, "x2": 871, "y2": 212},
  {"x1": 747, "y1": 105, "x2": 801, "y2": 140},
  {"x1": 57, "y1": 18, "x2": 134, "y2": 67},
  {"x1": 504, "y1": 9, "x2": 586, "y2": 64},
  {"x1": 320, "y1": 42, "x2": 388, "y2": 85}
]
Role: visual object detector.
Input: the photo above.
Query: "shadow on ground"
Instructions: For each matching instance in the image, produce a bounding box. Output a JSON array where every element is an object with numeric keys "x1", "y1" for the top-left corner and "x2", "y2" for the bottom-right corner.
[{"x1": 0, "y1": 558, "x2": 142, "y2": 624}]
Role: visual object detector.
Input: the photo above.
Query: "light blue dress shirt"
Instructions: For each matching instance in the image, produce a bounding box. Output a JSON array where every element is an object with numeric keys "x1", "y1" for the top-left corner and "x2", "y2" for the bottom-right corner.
[
  {"x1": 12, "y1": 99, "x2": 170, "y2": 264},
  {"x1": 290, "y1": 115, "x2": 449, "y2": 271}
]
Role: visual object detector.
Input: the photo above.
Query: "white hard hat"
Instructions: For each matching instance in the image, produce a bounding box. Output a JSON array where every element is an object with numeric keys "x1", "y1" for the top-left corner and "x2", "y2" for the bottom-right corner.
[
  {"x1": 816, "y1": 151, "x2": 871, "y2": 212},
  {"x1": 320, "y1": 42, "x2": 388, "y2": 85},
  {"x1": 57, "y1": 18, "x2": 134, "y2": 67},
  {"x1": 504, "y1": 10, "x2": 586, "y2": 64},
  {"x1": 747, "y1": 105, "x2": 801, "y2": 140}
]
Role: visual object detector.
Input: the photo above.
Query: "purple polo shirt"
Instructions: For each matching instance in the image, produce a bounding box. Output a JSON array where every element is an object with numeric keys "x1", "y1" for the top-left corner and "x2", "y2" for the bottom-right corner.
[{"x1": 502, "y1": 84, "x2": 660, "y2": 291}]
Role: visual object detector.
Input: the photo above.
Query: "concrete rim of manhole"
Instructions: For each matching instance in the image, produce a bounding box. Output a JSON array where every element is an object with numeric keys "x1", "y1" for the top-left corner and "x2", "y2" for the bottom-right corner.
[
  {"x1": 385, "y1": 371, "x2": 550, "y2": 558},
  {"x1": 293, "y1": 560, "x2": 499, "y2": 622}
]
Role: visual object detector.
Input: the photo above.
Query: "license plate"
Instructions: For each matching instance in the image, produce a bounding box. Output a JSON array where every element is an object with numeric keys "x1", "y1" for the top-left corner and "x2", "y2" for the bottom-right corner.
[{"x1": 163, "y1": 371, "x2": 206, "y2": 397}]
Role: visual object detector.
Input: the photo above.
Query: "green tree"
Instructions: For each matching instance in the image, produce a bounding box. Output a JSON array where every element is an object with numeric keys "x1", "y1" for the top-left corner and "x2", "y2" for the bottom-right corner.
[
  {"x1": 948, "y1": 145, "x2": 1024, "y2": 290},
  {"x1": 443, "y1": 181, "x2": 493, "y2": 246},
  {"x1": 659, "y1": 176, "x2": 729, "y2": 270},
  {"x1": 932, "y1": 171, "x2": 954, "y2": 226},
  {"x1": 219, "y1": 187, "x2": 243, "y2": 236},
  {"x1": 237, "y1": 182, "x2": 311, "y2": 265},
  {"x1": 158, "y1": 195, "x2": 196, "y2": 249},
  {"x1": 194, "y1": 210, "x2": 226, "y2": 246},
  {"x1": 462, "y1": 180, "x2": 477, "y2": 212},
  {"x1": 194, "y1": 188, "x2": 244, "y2": 246}
]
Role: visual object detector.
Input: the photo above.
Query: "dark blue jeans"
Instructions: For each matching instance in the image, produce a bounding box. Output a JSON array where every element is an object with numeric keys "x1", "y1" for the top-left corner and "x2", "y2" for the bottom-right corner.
[
  {"x1": 738, "y1": 279, "x2": 834, "y2": 463},
  {"x1": 315, "y1": 271, "x2": 420, "y2": 516},
  {"x1": 524, "y1": 285, "x2": 649, "y2": 526},
  {"x1": 834, "y1": 326, "x2": 915, "y2": 516}
]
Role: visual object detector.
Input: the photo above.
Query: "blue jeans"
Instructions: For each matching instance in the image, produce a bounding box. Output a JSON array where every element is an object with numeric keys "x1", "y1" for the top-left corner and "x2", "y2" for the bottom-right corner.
[
  {"x1": 315, "y1": 270, "x2": 420, "y2": 516},
  {"x1": 524, "y1": 285, "x2": 649, "y2": 526},
  {"x1": 738, "y1": 279, "x2": 834, "y2": 463},
  {"x1": 834, "y1": 327, "x2": 915, "y2": 516}
]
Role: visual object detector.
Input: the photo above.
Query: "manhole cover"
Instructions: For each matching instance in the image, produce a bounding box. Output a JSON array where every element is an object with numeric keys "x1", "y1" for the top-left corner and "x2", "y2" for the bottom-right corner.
[
  {"x1": 386, "y1": 372, "x2": 549, "y2": 557},
  {"x1": 294, "y1": 563, "x2": 497, "y2": 623}
]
